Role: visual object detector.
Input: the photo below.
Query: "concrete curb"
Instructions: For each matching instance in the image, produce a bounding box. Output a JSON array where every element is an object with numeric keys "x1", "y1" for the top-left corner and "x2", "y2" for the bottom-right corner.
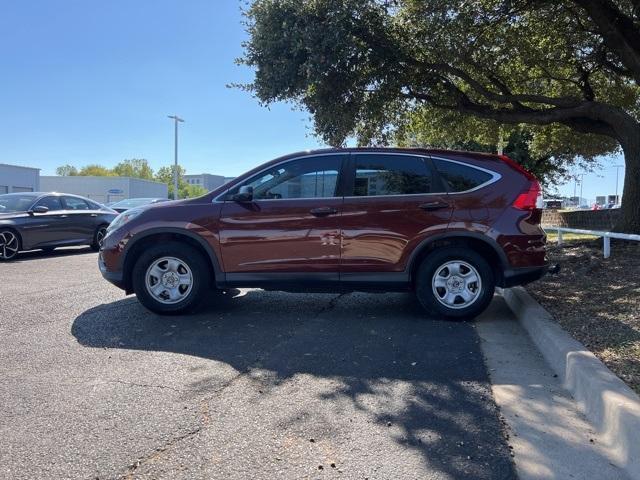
[{"x1": 500, "y1": 286, "x2": 640, "y2": 479}]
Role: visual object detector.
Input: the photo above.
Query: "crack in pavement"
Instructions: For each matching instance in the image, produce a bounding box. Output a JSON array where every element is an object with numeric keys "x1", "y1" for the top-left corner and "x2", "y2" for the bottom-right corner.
[
  {"x1": 120, "y1": 425, "x2": 203, "y2": 480},
  {"x1": 311, "y1": 292, "x2": 349, "y2": 319},
  {"x1": 88, "y1": 379, "x2": 189, "y2": 394}
]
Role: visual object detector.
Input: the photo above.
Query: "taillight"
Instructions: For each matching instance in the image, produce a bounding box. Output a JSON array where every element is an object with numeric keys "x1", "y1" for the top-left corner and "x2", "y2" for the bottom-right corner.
[
  {"x1": 513, "y1": 180, "x2": 543, "y2": 210},
  {"x1": 498, "y1": 154, "x2": 543, "y2": 211}
]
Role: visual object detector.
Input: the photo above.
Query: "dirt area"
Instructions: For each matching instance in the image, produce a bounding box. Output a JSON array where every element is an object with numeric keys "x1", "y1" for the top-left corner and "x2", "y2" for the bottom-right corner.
[{"x1": 526, "y1": 239, "x2": 640, "y2": 395}]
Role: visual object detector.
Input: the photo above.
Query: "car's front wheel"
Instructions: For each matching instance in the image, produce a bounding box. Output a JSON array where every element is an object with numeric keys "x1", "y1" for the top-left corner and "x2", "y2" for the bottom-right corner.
[
  {"x1": 91, "y1": 225, "x2": 108, "y2": 251},
  {"x1": 0, "y1": 229, "x2": 21, "y2": 261},
  {"x1": 415, "y1": 247, "x2": 495, "y2": 320},
  {"x1": 131, "y1": 242, "x2": 210, "y2": 315}
]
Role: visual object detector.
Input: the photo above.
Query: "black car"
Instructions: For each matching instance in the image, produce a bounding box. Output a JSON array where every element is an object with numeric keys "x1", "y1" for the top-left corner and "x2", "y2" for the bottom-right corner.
[
  {"x1": 109, "y1": 197, "x2": 168, "y2": 213},
  {"x1": 0, "y1": 192, "x2": 118, "y2": 261}
]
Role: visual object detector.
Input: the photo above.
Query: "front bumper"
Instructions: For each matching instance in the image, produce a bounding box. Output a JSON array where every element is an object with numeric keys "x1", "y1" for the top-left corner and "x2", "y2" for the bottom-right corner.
[
  {"x1": 99, "y1": 252, "x2": 126, "y2": 290},
  {"x1": 500, "y1": 264, "x2": 549, "y2": 288}
]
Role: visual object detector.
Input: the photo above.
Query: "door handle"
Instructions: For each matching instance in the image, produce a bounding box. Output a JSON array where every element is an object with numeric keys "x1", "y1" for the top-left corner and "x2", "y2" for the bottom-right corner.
[
  {"x1": 310, "y1": 207, "x2": 338, "y2": 217},
  {"x1": 90, "y1": 213, "x2": 98, "y2": 217},
  {"x1": 58, "y1": 214, "x2": 69, "y2": 218},
  {"x1": 419, "y1": 201, "x2": 450, "y2": 211}
]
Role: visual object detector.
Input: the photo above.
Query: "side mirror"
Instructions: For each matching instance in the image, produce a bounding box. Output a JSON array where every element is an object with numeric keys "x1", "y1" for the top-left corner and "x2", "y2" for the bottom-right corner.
[
  {"x1": 31, "y1": 205, "x2": 49, "y2": 214},
  {"x1": 232, "y1": 186, "x2": 254, "y2": 202}
]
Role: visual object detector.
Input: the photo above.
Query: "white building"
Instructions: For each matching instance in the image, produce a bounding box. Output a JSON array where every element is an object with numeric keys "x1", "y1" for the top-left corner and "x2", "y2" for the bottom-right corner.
[
  {"x1": 0, "y1": 164, "x2": 41, "y2": 194},
  {"x1": 184, "y1": 173, "x2": 227, "y2": 191},
  {"x1": 40, "y1": 176, "x2": 168, "y2": 204}
]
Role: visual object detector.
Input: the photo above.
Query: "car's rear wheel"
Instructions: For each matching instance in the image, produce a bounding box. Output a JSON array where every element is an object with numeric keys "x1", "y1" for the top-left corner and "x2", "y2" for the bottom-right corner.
[
  {"x1": 91, "y1": 225, "x2": 108, "y2": 251},
  {"x1": 0, "y1": 229, "x2": 20, "y2": 261},
  {"x1": 131, "y1": 242, "x2": 210, "y2": 315},
  {"x1": 415, "y1": 247, "x2": 495, "y2": 320}
]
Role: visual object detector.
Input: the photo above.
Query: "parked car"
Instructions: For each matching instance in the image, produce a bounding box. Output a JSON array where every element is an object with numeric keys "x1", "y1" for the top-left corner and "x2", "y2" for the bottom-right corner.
[
  {"x1": 109, "y1": 197, "x2": 169, "y2": 213},
  {"x1": 99, "y1": 148, "x2": 548, "y2": 319},
  {"x1": 0, "y1": 192, "x2": 118, "y2": 261}
]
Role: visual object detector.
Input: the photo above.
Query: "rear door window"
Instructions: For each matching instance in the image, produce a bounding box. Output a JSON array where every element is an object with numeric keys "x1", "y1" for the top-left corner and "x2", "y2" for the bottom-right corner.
[
  {"x1": 432, "y1": 159, "x2": 493, "y2": 192},
  {"x1": 63, "y1": 196, "x2": 90, "y2": 210},
  {"x1": 352, "y1": 154, "x2": 434, "y2": 196}
]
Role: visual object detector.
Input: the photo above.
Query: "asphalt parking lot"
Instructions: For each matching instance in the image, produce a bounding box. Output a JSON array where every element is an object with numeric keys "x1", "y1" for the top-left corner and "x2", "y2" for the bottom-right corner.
[{"x1": 0, "y1": 248, "x2": 516, "y2": 480}]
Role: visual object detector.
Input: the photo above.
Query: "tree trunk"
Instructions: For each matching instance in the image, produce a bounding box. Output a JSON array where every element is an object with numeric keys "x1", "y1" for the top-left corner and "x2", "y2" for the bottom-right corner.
[{"x1": 616, "y1": 135, "x2": 640, "y2": 234}]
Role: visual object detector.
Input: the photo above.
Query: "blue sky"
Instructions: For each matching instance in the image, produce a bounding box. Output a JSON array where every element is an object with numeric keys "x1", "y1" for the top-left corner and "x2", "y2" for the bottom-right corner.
[{"x1": 0, "y1": 0, "x2": 626, "y2": 202}]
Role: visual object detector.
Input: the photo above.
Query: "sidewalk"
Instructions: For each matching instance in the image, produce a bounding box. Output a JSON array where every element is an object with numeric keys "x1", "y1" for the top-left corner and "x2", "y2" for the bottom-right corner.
[{"x1": 477, "y1": 297, "x2": 629, "y2": 480}]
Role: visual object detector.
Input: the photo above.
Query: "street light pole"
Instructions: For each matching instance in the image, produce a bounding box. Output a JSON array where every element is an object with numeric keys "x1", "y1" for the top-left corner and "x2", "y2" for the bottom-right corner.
[
  {"x1": 579, "y1": 173, "x2": 584, "y2": 207},
  {"x1": 613, "y1": 164, "x2": 624, "y2": 205},
  {"x1": 167, "y1": 115, "x2": 184, "y2": 199}
]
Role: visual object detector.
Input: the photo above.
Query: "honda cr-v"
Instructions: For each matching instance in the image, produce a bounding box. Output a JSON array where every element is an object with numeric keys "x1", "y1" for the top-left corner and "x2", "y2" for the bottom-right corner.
[{"x1": 99, "y1": 148, "x2": 547, "y2": 319}]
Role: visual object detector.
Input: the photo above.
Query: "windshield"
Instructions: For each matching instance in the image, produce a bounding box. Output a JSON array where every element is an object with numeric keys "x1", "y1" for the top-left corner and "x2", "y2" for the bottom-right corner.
[
  {"x1": 0, "y1": 194, "x2": 37, "y2": 213},
  {"x1": 111, "y1": 198, "x2": 157, "y2": 209}
]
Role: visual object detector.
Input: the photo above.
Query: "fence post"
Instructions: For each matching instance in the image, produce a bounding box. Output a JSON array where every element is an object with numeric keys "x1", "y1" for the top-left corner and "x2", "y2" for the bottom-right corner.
[
  {"x1": 557, "y1": 229, "x2": 563, "y2": 245},
  {"x1": 603, "y1": 236, "x2": 611, "y2": 259}
]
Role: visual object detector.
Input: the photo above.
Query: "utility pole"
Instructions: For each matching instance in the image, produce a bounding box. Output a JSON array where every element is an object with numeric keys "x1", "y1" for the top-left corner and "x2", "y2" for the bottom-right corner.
[
  {"x1": 167, "y1": 115, "x2": 184, "y2": 199},
  {"x1": 578, "y1": 173, "x2": 584, "y2": 207},
  {"x1": 613, "y1": 164, "x2": 624, "y2": 205}
]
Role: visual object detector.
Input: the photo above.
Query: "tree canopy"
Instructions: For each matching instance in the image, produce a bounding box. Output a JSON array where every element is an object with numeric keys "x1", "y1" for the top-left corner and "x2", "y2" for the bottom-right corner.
[
  {"x1": 111, "y1": 158, "x2": 155, "y2": 180},
  {"x1": 55, "y1": 164, "x2": 78, "y2": 176},
  {"x1": 54, "y1": 160, "x2": 207, "y2": 199},
  {"x1": 241, "y1": 0, "x2": 640, "y2": 232},
  {"x1": 155, "y1": 165, "x2": 206, "y2": 199}
]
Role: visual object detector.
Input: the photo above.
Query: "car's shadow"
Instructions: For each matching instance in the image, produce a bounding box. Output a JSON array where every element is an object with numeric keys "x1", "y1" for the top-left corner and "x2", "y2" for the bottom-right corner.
[
  {"x1": 13, "y1": 246, "x2": 95, "y2": 262},
  {"x1": 71, "y1": 290, "x2": 516, "y2": 479}
]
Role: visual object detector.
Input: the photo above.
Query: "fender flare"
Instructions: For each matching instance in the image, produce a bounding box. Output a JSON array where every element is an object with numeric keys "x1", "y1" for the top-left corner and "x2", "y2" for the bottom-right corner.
[
  {"x1": 121, "y1": 227, "x2": 224, "y2": 282},
  {"x1": 406, "y1": 231, "x2": 508, "y2": 279}
]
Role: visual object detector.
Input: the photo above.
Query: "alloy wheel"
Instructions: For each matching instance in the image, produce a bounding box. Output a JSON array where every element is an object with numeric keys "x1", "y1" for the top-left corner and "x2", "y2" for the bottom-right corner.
[
  {"x1": 431, "y1": 260, "x2": 482, "y2": 309},
  {"x1": 96, "y1": 227, "x2": 108, "y2": 248},
  {"x1": 0, "y1": 231, "x2": 19, "y2": 260},
  {"x1": 144, "y1": 256, "x2": 194, "y2": 305}
]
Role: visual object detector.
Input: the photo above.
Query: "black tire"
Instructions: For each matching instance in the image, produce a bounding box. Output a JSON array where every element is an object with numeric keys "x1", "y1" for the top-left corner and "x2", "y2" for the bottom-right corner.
[
  {"x1": 415, "y1": 247, "x2": 495, "y2": 320},
  {"x1": 131, "y1": 241, "x2": 211, "y2": 315},
  {"x1": 90, "y1": 225, "x2": 108, "y2": 251},
  {"x1": 0, "y1": 228, "x2": 21, "y2": 261}
]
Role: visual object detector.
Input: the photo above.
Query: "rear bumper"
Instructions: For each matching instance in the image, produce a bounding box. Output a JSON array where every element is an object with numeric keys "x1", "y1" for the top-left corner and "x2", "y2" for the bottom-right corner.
[{"x1": 500, "y1": 264, "x2": 549, "y2": 288}]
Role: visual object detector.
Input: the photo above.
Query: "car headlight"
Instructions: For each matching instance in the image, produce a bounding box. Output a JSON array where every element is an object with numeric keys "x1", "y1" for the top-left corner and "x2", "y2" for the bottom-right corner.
[{"x1": 107, "y1": 207, "x2": 145, "y2": 233}]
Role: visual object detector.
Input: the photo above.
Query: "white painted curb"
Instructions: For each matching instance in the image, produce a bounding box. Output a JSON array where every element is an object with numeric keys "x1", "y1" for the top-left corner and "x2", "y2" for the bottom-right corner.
[{"x1": 500, "y1": 286, "x2": 640, "y2": 479}]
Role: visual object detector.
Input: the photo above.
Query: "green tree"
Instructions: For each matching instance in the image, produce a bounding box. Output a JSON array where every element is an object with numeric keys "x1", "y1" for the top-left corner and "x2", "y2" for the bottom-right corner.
[
  {"x1": 55, "y1": 164, "x2": 78, "y2": 176},
  {"x1": 155, "y1": 166, "x2": 207, "y2": 199},
  {"x1": 77, "y1": 164, "x2": 114, "y2": 176},
  {"x1": 155, "y1": 165, "x2": 188, "y2": 199},
  {"x1": 396, "y1": 115, "x2": 599, "y2": 189},
  {"x1": 112, "y1": 159, "x2": 154, "y2": 180},
  {"x1": 184, "y1": 184, "x2": 208, "y2": 198},
  {"x1": 241, "y1": 0, "x2": 640, "y2": 232}
]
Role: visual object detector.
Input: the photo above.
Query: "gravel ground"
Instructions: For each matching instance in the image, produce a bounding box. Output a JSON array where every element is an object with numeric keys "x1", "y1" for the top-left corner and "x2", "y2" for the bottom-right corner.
[
  {"x1": 0, "y1": 248, "x2": 516, "y2": 480},
  {"x1": 526, "y1": 239, "x2": 640, "y2": 394}
]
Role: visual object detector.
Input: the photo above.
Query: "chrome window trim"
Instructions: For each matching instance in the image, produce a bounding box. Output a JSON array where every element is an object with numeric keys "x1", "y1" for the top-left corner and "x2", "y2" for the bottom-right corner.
[
  {"x1": 429, "y1": 155, "x2": 502, "y2": 194},
  {"x1": 213, "y1": 152, "x2": 347, "y2": 203},
  {"x1": 347, "y1": 152, "x2": 501, "y2": 197},
  {"x1": 213, "y1": 151, "x2": 501, "y2": 202}
]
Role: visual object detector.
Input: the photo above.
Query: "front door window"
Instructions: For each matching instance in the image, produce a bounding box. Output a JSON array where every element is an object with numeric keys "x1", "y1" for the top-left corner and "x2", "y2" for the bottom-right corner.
[{"x1": 230, "y1": 156, "x2": 342, "y2": 200}]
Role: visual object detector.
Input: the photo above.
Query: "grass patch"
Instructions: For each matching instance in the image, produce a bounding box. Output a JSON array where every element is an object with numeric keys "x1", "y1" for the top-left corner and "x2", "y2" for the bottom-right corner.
[
  {"x1": 527, "y1": 240, "x2": 640, "y2": 394},
  {"x1": 545, "y1": 231, "x2": 599, "y2": 242}
]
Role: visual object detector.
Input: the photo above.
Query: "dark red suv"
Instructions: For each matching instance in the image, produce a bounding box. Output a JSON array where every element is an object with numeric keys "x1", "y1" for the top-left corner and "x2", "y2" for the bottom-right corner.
[{"x1": 99, "y1": 148, "x2": 547, "y2": 319}]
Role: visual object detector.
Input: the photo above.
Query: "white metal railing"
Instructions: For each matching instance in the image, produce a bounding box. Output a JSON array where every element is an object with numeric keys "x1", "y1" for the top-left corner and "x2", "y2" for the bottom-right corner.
[{"x1": 545, "y1": 226, "x2": 640, "y2": 258}]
